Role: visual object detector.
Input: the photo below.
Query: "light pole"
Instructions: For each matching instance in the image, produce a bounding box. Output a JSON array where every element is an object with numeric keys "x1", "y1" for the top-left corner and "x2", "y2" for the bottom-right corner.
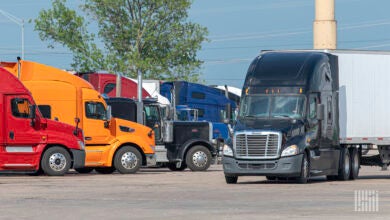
[{"x1": 0, "y1": 9, "x2": 24, "y2": 59}]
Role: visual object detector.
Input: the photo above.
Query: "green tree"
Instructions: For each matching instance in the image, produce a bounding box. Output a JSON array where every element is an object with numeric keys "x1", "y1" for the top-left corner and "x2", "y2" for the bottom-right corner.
[{"x1": 34, "y1": 0, "x2": 208, "y2": 82}]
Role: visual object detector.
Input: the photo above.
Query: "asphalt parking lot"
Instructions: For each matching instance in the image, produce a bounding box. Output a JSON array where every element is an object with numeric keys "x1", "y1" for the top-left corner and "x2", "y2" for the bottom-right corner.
[{"x1": 1, "y1": 165, "x2": 389, "y2": 219}]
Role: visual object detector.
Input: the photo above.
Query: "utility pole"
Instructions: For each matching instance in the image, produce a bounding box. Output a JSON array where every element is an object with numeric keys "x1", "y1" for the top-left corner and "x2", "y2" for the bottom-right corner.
[
  {"x1": 0, "y1": 9, "x2": 24, "y2": 59},
  {"x1": 313, "y1": 0, "x2": 337, "y2": 50}
]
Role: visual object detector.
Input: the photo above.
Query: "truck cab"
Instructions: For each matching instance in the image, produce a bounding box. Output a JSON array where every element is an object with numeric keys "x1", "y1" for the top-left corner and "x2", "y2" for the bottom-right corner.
[
  {"x1": 0, "y1": 67, "x2": 85, "y2": 175},
  {"x1": 1, "y1": 60, "x2": 155, "y2": 174},
  {"x1": 223, "y1": 51, "x2": 343, "y2": 183}
]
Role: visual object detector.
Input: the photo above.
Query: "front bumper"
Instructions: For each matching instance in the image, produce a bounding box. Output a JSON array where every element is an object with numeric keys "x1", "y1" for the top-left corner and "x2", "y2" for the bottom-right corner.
[
  {"x1": 70, "y1": 149, "x2": 86, "y2": 169},
  {"x1": 223, "y1": 154, "x2": 303, "y2": 177}
]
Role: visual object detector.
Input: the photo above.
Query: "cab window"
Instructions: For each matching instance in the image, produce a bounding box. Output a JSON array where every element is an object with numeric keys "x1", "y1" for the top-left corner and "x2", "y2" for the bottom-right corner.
[
  {"x1": 11, "y1": 98, "x2": 31, "y2": 118},
  {"x1": 85, "y1": 102, "x2": 107, "y2": 120}
]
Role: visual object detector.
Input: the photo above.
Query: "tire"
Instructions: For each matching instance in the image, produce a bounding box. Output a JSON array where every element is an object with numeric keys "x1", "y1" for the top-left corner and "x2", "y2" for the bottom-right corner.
[
  {"x1": 114, "y1": 146, "x2": 142, "y2": 174},
  {"x1": 296, "y1": 152, "x2": 310, "y2": 184},
  {"x1": 75, "y1": 167, "x2": 94, "y2": 174},
  {"x1": 185, "y1": 145, "x2": 212, "y2": 171},
  {"x1": 266, "y1": 176, "x2": 276, "y2": 181},
  {"x1": 95, "y1": 167, "x2": 115, "y2": 174},
  {"x1": 338, "y1": 148, "x2": 351, "y2": 181},
  {"x1": 167, "y1": 162, "x2": 187, "y2": 171},
  {"x1": 41, "y1": 147, "x2": 71, "y2": 176},
  {"x1": 350, "y1": 148, "x2": 360, "y2": 180},
  {"x1": 225, "y1": 175, "x2": 238, "y2": 184}
]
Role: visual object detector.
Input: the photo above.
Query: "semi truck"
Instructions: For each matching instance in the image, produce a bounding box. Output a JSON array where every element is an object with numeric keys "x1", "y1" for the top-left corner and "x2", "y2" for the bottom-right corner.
[
  {"x1": 77, "y1": 72, "x2": 217, "y2": 171},
  {"x1": 160, "y1": 81, "x2": 237, "y2": 140},
  {"x1": 223, "y1": 50, "x2": 390, "y2": 183},
  {"x1": 1, "y1": 59, "x2": 156, "y2": 174},
  {"x1": 0, "y1": 67, "x2": 85, "y2": 175},
  {"x1": 106, "y1": 97, "x2": 216, "y2": 171}
]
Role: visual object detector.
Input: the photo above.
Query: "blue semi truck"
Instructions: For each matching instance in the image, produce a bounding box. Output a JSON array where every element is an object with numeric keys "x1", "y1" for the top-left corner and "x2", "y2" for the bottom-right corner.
[{"x1": 160, "y1": 81, "x2": 238, "y2": 141}]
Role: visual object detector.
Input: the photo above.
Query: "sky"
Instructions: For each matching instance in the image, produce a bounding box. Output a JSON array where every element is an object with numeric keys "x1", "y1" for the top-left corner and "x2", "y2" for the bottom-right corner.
[{"x1": 1, "y1": 0, "x2": 390, "y2": 88}]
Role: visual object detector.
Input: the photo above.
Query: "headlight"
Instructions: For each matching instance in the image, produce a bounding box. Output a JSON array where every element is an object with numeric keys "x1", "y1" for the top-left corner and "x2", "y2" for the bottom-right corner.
[
  {"x1": 223, "y1": 144, "x2": 233, "y2": 157},
  {"x1": 77, "y1": 140, "x2": 85, "y2": 150},
  {"x1": 281, "y1": 144, "x2": 299, "y2": 157}
]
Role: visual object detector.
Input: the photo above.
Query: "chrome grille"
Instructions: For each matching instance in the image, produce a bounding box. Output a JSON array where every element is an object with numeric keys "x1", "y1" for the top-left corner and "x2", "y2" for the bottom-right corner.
[{"x1": 234, "y1": 131, "x2": 281, "y2": 159}]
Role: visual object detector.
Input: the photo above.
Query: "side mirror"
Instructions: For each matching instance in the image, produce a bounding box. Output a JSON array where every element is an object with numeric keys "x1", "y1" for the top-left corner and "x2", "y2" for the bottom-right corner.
[
  {"x1": 317, "y1": 104, "x2": 325, "y2": 120},
  {"x1": 29, "y1": 105, "x2": 37, "y2": 127},
  {"x1": 29, "y1": 105, "x2": 36, "y2": 119},
  {"x1": 106, "y1": 105, "x2": 112, "y2": 121}
]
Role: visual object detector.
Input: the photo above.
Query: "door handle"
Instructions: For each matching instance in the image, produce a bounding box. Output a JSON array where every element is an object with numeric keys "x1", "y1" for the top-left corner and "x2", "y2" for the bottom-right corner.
[
  {"x1": 9, "y1": 131, "x2": 14, "y2": 140},
  {"x1": 85, "y1": 137, "x2": 92, "y2": 141}
]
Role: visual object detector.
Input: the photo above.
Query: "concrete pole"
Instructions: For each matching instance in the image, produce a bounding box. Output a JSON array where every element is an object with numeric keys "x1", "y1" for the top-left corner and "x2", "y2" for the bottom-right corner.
[{"x1": 313, "y1": 0, "x2": 337, "y2": 49}]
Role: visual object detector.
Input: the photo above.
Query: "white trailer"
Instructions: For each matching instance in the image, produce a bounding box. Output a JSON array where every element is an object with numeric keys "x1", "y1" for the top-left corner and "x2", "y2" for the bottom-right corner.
[{"x1": 329, "y1": 50, "x2": 390, "y2": 168}]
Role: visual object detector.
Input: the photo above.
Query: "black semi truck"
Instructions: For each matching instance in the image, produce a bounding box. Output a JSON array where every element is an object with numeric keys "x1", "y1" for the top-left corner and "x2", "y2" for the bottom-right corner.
[
  {"x1": 223, "y1": 50, "x2": 390, "y2": 183},
  {"x1": 106, "y1": 97, "x2": 217, "y2": 171}
]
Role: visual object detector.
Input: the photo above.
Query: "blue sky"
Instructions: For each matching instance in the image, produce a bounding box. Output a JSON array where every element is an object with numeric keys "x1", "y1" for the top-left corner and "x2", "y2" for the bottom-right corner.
[{"x1": 1, "y1": 0, "x2": 390, "y2": 88}]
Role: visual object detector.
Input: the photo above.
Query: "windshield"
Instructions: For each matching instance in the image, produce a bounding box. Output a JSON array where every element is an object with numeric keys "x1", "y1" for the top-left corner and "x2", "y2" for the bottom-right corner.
[{"x1": 239, "y1": 95, "x2": 305, "y2": 119}]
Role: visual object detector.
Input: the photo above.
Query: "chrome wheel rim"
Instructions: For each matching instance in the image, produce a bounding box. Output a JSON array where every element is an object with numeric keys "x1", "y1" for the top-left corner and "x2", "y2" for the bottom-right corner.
[
  {"x1": 49, "y1": 153, "x2": 67, "y2": 171},
  {"x1": 121, "y1": 152, "x2": 138, "y2": 169},
  {"x1": 192, "y1": 151, "x2": 208, "y2": 167}
]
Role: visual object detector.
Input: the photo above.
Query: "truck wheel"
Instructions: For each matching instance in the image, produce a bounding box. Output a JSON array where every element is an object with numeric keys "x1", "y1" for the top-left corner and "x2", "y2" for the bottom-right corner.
[
  {"x1": 338, "y1": 148, "x2": 351, "y2": 181},
  {"x1": 75, "y1": 167, "x2": 94, "y2": 174},
  {"x1": 41, "y1": 147, "x2": 71, "y2": 176},
  {"x1": 95, "y1": 167, "x2": 115, "y2": 174},
  {"x1": 296, "y1": 152, "x2": 310, "y2": 184},
  {"x1": 114, "y1": 146, "x2": 142, "y2": 174},
  {"x1": 167, "y1": 162, "x2": 187, "y2": 171},
  {"x1": 186, "y1": 145, "x2": 212, "y2": 171},
  {"x1": 350, "y1": 148, "x2": 360, "y2": 180},
  {"x1": 225, "y1": 175, "x2": 238, "y2": 184}
]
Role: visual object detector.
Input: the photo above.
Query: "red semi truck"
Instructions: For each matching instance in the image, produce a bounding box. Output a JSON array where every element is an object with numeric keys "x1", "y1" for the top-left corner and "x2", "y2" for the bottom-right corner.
[{"x1": 0, "y1": 67, "x2": 86, "y2": 175}]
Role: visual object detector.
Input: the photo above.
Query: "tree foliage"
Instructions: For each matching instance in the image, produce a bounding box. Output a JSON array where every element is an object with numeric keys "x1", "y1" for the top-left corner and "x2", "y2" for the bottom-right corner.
[{"x1": 34, "y1": 0, "x2": 208, "y2": 81}]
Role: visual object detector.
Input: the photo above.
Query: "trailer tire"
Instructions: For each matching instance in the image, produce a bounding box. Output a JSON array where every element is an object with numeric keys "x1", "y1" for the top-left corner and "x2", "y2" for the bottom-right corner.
[
  {"x1": 296, "y1": 152, "x2": 310, "y2": 184},
  {"x1": 114, "y1": 146, "x2": 142, "y2": 174},
  {"x1": 167, "y1": 162, "x2": 187, "y2": 171},
  {"x1": 186, "y1": 145, "x2": 212, "y2": 171},
  {"x1": 41, "y1": 146, "x2": 71, "y2": 176},
  {"x1": 350, "y1": 148, "x2": 360, "y2": 180},
  {"x1": 338, "y1": 148, "x2": 351, "y2": 181},
  {"x1": 95, "y1": 167, "x2": 115, "y2": 174},
  {"x1": 225, "y1": 175, "x2": 238, "y2": 184},
  {"x1": 75, "y1": 167, "x2": 94, "y2": 174}
]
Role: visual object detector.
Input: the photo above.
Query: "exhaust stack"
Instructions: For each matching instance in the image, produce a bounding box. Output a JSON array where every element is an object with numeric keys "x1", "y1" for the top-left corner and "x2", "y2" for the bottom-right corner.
[{"x1": 313, "y1": 0, "x2": 337, "y2": 49}]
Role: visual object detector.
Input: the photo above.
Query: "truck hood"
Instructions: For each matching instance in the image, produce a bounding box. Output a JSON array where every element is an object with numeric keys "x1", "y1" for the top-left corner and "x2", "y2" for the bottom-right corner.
[
  {"x1": 234, "y1": 118, "x2": 305, "y2": 137},
  {"x1": 46, "y1": 119, "x2": 78, "y2": 136}
]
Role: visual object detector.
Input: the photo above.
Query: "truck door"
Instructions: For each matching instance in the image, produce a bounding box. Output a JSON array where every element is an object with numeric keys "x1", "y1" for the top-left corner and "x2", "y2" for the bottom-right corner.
[
  {"x1": 2, "y1": 96, "x2": 43, "y2": 168},
  {"x1": 307, "y1": 93, "x2": 322, "y2": 171},
  {"x1": 83, "y1": 101, "x2": 113, "y2": 144}
]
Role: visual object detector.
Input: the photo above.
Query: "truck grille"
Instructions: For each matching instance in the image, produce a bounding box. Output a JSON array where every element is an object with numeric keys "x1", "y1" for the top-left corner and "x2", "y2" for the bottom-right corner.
[{"x1": 234, "y1": 131, "x2": 281, "y2": 159}]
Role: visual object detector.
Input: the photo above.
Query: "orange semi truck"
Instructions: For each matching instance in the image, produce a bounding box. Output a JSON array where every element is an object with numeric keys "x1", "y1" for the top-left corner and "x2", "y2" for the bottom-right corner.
[{"x1": 1, "y1": 59, "x2": 156, "y2": 174}]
